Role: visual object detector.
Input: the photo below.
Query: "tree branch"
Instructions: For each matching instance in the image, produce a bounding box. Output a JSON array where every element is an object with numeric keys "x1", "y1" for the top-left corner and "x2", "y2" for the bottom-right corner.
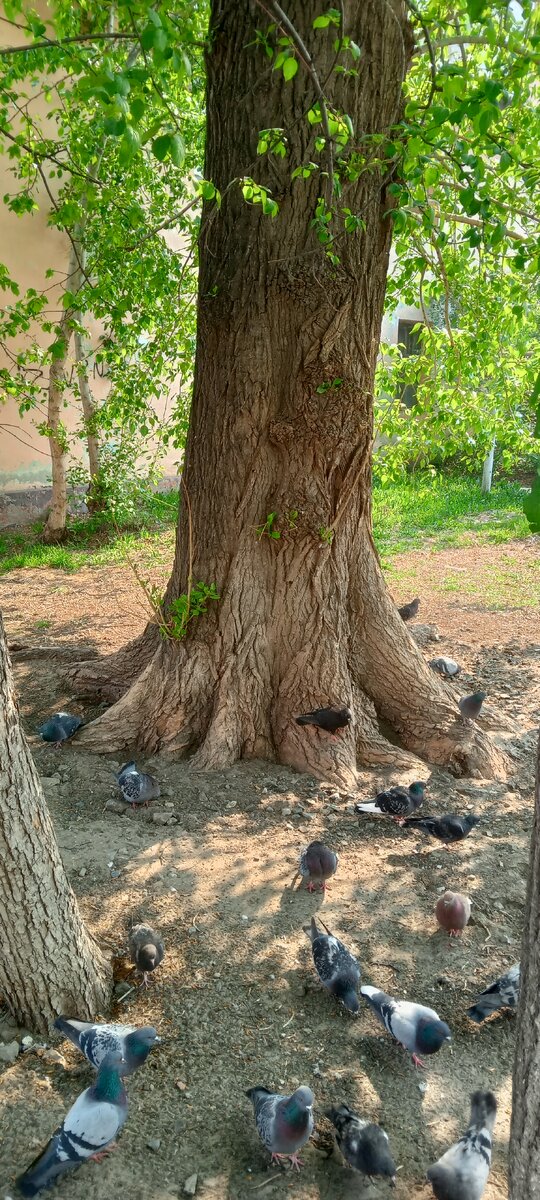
[{"x1": 0, "y1": 30, "x2": 137, "y2": 57}]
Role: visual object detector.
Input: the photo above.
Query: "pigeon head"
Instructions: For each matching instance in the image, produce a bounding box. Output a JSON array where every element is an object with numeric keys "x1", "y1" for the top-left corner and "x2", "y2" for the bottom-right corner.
[
  {"x1": 464, "y1": 814, "x2": 481, "y2": 831},
  {"x1": 94, "y1": 1050, "x2": 127, "y2": 1101},
  {"x1": 415, "y1": 1017, "x2": 451, "y2": 1056},
  {"x1": 472, "y1": 691, "x2": 487, "y2": 702},
  {"x1": 338, "y1": 708, "x2": 352, "y2": 724},
  {"x1": 333, "y1": 979, "x2": 359, "y2": 1013},
  {"x1": 125, "y1": 1027, "x2": 160, "y2": 1062},
  {"x1": 138, "y1": 944, "x2": 159, "y2": 971},
  {"x1": 284, "y1": 1086, "x2": 314, "y2": 1125},
  {"x1": 409, "y1": 782, "x2": 426, "y2": 799},
  {"x1": 470, "y1": 1090, "x2": 497, "y2": 1127}
]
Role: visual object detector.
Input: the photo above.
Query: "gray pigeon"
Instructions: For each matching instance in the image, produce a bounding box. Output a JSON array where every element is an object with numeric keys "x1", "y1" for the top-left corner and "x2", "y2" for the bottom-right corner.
[
  {"x1": 16, "y1": 1050, "x2": 127, "y2": 1197},
  {"x1": 129, "y1": 923, "x2": 164, "y2": 986},
  {"x1": 427, "y1": 1091, "x2": 497, "y2": 1200},
  {"x1": 398, "y1": 597, "x2": 420, "y2": 621},
  {"x1": 429, "y1": 657, "x2": 461, "y2": 678},
  {"x1": 467, "y1": 963, "x2": 520, "y2": 1024},
  {"x1": 306, "y1": 916, "x2": 360, "y2": 1013},
  {"x1": 355, "y1": 781, "x2": 425, "y2": 823},
  {"x1": 403, "y1": 813, "x2": 480, "y2": 844},
  {"x1": 325, "y1": 1102, "x2": 396, "y2": 1183},
  {"x1": 458, "y1": 692, "x2": 487, "y2": 720},
  {"x1": 37, "y1": 712, "x2": 82, "y2": 745},
  {"x1": 54, "y1": 1017, "x2": 160, "y2": 1075},
  {"x1": 299, "y1": 841, "x2": 338, "y2": 892},
  {"x1": 295, "y1": 707, "x2": 352, "y2": 735},
  {"x1": 246, "y1": 1084, "x2": 314, "y2": 1170},
  {"x1": 361, "y1": 984, "x2": 451, "y2": 1068},
  {"x1": 117, "y1": 760, "x2": 160, "y2": 805}
]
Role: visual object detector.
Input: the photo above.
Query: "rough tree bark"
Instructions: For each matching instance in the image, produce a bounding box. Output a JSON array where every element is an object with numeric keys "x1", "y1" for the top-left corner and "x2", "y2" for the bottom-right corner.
[
  {"x1": 508, "y1": 731, "x2": 540, "y2": 1198},
  {"x1": 0, "y1": 614, "x2": 111, "y2": 1032},
  {"x1": 68, "y1": 0, "x2": 506, "y2": 787},
  {"x1": 42, "y1": 244, "x2": 78, "y2": 544},
  {"x1": 74, "y1": 321, "x2": 104, "y2": 512}
]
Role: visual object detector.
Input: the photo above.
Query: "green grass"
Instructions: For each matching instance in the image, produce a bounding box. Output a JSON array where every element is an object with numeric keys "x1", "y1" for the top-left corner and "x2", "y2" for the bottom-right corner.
[
  {"x1": 0, "y1": 474, "x2": 531, "y2": 576},
  {"x1": 372, "y1": 474, "x2": 529, "y2": 556}
]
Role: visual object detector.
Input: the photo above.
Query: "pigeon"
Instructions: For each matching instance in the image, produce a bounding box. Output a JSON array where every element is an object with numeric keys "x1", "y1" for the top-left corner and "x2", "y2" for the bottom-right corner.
[
  {"x1": 299, "y1": 841, "x2": 338, "y2": 892},
  {"x1": 325, "y1": 1102, "x2": 397, "y2": 1183},
  {"x1": 355, "y1": 781, "x2": 425, "y2": 823},
  {"x1": 360, "y1": 984, "x2": 451, "y2": 1068},
  {"x1": 246, "y1": 1084, "x2": 314, "y2": 1170},
  {"x1": 128, "y1": 923, "x2": 164, "y2": 986},
  {"x1": 427, "y1": 1090, "x2": 497, "y2": 1200},
  {"x1": 295, "y1": 706, "x2": 352, "y2": 735},
  {"x1": 467, "y1": 963, "x2": 520, "y2": 1024},
  {"x1": 306, "y1": 916, "x2": 360, "y2": 1013},
  {"x1": 54, "y1": 1018, "x2": 160, "y2": 1075},
  {"x1": 458, "y1": 692, "x2": 487, "y2": 720},
  {"x1": 16, "y1": 1050, "x2": 127, "y2": 1197},
  {"x1": 435, "y1": 890, "x2": 472, "y2": 937},
  {"x1": 403, "y1": 813, "x2": 480, "y2": 845},
  {"x1": 429, "y1": 657, "x2": 461, "y2": 678},
  {"x1": 117, "y1": 761, "x2": 160, "y2": 805},
  {"x1": 397, "y1": 597, "x2": 420, "y2": 622},
  {"x1": 37, "y1": 712, "x2": 82, "y2": 745}
]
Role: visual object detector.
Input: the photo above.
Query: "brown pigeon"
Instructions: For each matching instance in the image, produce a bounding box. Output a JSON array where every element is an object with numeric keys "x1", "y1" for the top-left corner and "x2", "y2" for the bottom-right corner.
[{"x1": 435, "y1": 890, "x2": 471, "y2": 937}]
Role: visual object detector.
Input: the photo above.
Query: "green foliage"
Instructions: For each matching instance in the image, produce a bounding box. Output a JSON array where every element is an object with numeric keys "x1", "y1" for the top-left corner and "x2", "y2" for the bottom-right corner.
[
  {"x1": 318, "y1": 525, "x2": 334, "y2": 544},
  {"x1": 523, "y1": 472, "x2": 540, "y2": 534},
  {"x1": 372, "y1": 472, "x2": 528, "y2": 555},
  {"x1": 147, "y1": 579, "x2": 219, "y2": 639},
  {"x1": 256, "y1": 512, "x2": 281, "y2": 540}
]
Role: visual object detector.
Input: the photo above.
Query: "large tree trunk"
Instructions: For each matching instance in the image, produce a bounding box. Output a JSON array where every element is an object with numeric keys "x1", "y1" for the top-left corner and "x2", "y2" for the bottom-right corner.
[
  {"x1": 0, "y1": 614, "x2": 111, "y2": 1032},
  {"x1": 68, "y1": 0, "x2": 505, "y2": 786},
  {"x1": 508, "y1": 731, "x2": 540, "y2": 1198}
]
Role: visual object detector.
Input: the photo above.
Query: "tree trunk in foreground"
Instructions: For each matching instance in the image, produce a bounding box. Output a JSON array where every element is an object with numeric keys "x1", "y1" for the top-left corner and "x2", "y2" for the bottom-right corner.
[
  {"x1": 508, "y1": 731, "x2": 540, "y2": 1197},
  {"x1": 68, "y1": 0, "x2": 505, "y2": 786},
  {"x1": 0, "y1": 615, "x2": 111, "y2": 1032}
]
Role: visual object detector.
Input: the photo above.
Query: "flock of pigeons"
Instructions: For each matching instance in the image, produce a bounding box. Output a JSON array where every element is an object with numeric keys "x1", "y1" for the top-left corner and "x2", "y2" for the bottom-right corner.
[{"x1": 27, "y1": 597, "x2": 518, "y2": 1199}]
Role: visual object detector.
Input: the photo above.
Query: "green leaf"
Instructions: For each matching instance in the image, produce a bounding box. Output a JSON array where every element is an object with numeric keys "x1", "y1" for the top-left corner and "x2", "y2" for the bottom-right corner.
[
  {"x1": 169, "y1": 134, "x2": 185, "y2": 168},
  {"x1": 349, "y1": 41, "x2": 361, "y2": 60},
  {"x1": 523, "y1": 472, "x2": 540, "y2": 533},
  {"x1": 283, "y1": 56, "x2": 298, "y2": 81},
  {"x1": 466, "y1": 0, "x2": 489, "y2": 20},
  {"x1": 529, "y1": 371, "x2": 540, "y2": 436},
  {"x1": 103, "y1": 116, "x2": 127, "y2": 137},
  {"x1": 130, "y1": 97, "x2": 146, "y2": 123},
  {"x1": 152, "y1": 134, "x2": 172, "y2": 162}
]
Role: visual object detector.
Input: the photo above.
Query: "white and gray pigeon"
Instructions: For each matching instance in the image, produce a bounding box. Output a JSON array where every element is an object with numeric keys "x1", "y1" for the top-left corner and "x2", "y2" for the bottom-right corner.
[
  {"x1": 467, "y1": 963, "x2": 520, "y2": 1024},
  {"x1": 117, "y1": 760, "x2": 160, "y2": 805},
  {"x1": 355, "y1": 781, "x2": 425, "y2": 823},
  {"x1": 299, "y1": 841, "x2": 338, "y2": 892},
  {"x1": 16, "y1": 1049, "x2": 127, "y2": 1197},
  {"x1": 54, "y1": 1017, "x2": 160, "y2": 1075},
  {"x1": 246, "y1": 1084, "x2": 314, "y2": 1170},
  {"x1": 306, "y1": 916, "x2": 360, "y2": 1014},
  {"x1": 361, "y1": 984, "x2": 451, "y2": 1068},
  {"x1": 37, "y1": 712, "x2": 82, "y2": 745},
  {"x1": 325, "y1": 1102, "x2": 397, "y2": 1184},
  {"x1": 427, "y1": 1090, "x2": 497, "y2": 1200},
  {"x1": 429, "y1": 657, "x2": 461, "y2": 678},
  {"x1": 129, "y1": 923, "x2": 164, "y2": 986}
]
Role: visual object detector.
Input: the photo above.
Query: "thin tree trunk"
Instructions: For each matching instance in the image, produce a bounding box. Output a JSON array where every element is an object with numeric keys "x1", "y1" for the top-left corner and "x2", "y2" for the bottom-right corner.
[
  {"x1": 508, "y1": 730, "x2": 540, "y2": 1197},
  {"x1": 74, "y1": 321, "x2": 104, "y2": 511},
  {"x1": 42, "y1": 244, "x2": 78, "y2": 544},
  {"x1": 0, "y1": 613, "x2": 111, "y2": 1032},
  {"x1": 481, "y1": 436, "x2": 496, "y2": 493},
  {"x1": 67, "y1": 0, "x2": 506, "y2": 786}
]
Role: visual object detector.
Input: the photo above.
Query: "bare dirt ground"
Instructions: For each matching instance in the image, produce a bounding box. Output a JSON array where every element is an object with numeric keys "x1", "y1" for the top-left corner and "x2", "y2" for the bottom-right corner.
[{"x1": 0, "y1": 537, "x2": 539, "y2": 1200}]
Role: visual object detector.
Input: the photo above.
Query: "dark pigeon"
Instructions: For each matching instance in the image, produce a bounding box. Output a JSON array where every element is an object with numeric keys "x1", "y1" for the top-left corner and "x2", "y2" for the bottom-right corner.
[
  {"x1": 398, "y1": 597, "x2": 420, "y2": 622},
  {"x1": 295, "y1": 707, "x2": 352, "y2": 735},
  {"x1": 37, "y1": 712, "x2": 82, "y2": 745},
  {"x1": 467, "y1": 963, "x2": 520, "y2": 1024},
  {"x1": 360, "y1": 984, "x2": 451, "y2": 1068},
  {"x1": 117, "y1": 761, "x2": 160, "y2": 805},
  {"x1": 246, "y1": 1084, "x2": 314, "y2": 1170},
  {"x1": 427, "y1": 1090, "x2": 497, "y2": 1200},
  {"x1": 458, "y1": 692, "x2": 487, "y2": 720},
  {"x1": 129, "y1": 923, "x2": 164, "y2": 986},
  {"x1": 355, "y1": 781, "x2": 425, "y2": 823},
  {"x1": 403, "y1": 813, "x2": 480, "y2": 844},
  {"x1": 429, "y1": 657, "x2": 461, "y2": 678},
  {"x1": 54, "y1": 1018, "x2": 160, "y2": 1075},
  {"x1": 306, "y1": 916, "x2": 360, "y2": 1013},
  {"x1": 325, "y1": 1102, "x2": 396, "y2": 1183},
  {"x1": 16, "y1": 1050, "x2": 127, "y2": 1197},
  {"x1": 299, "y1": 841, "x2": 338, "y2": 892}
]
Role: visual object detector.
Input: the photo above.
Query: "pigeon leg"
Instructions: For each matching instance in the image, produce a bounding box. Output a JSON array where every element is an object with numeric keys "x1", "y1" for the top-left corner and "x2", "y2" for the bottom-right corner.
[
  {"x1": 449, "y1": 929, "x2": 462, "y2": 937},
  {"x1": 287, "y1": 1153, "x2": 304, "y2": 1170},
  {"x1": 319, "y1": 881, "x2": 330, "y2": 892},
  {"x1": 91, "y1": 1143, "x2": 118, "y2": 1163},
  {"x1": 411, "y1": 1053, "x2": 426, "y2": 1069},
  {"x1": 306, "y1": 881, "x2": 317, "y2": 893}
]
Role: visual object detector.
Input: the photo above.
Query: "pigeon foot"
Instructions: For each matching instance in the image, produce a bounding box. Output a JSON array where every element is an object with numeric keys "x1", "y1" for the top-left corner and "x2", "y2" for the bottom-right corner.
[
  {"x1": 91, "y1": 1143, "x2": 118, "y2": 1163},
  {"x1": 411, "y1": 1053, "x2": 426, "y2": 1069}
]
